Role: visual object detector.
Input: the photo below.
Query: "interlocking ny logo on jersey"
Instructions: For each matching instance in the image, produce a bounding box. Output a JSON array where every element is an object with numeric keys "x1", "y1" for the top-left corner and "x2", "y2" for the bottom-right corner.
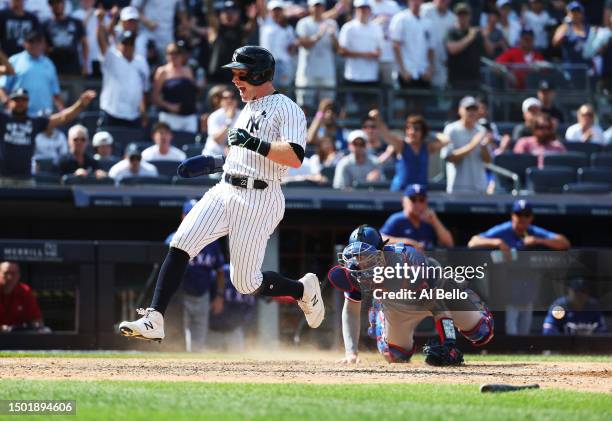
[{"x1": 246, "y1": 110, "x2": 267, "y2": 133}]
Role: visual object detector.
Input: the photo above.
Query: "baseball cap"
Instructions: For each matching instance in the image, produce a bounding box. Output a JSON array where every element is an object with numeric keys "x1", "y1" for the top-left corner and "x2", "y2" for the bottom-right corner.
[
  {"x1": 220, "y1": 0, "x2": 238, "y2": 11},
  {"x1": 459, "y1": 96, "x2": 478, "y2": 109},
  {"x1": 92, "y1": 131, "x2": 114, "y2": 148},
  {"x1": 404, "y1": 184, "x2": 427, "y2": 197},
  {"x1": 538, "y1": 80, "x2": 555, "y2": 91},
  {"x1": 24, "y1": 30, "x2": 43, "y2": 43},
  {"x1": 267, "y1": 0, "x2": 284, "y2": 10},
  {"x1": 348, "y1": 129, "x2": 367, "y2": 144},
  {"x1": 353, "y1": 0, "x2": 372, "y2": 8},
  {"x1": 182, "y1": 199, "x2": 197, "y2": 215},
  {"x1": 520, "y1": 27, "x2": 535, "y2": 37},
  {"x1": 125, "y1": 143, "x2": 141, "y2": 158},
  {"x1": 117, "y1": 30, "x2": 137, "y2": 44},
  {"x1": 496, "y1": 0, "x2": 512, "y2": 8},
  {"x1": 308, "y1": 0, "x2": 325, "y2": 5},
  {"x1": 453, "y1": 2, "x2": 471, "y2": 14},
  {"x1": 567, "y1": 1, "x2": 584, "y2": 12},
  {"x1": 120, "y1": 6, "x2": 140, "y2": 21},
  {"x1": 512, "y1": 199, "x2": 533, "y2": 214},
  {"x1": 9, "y1": 88, "x2": 29, "y2": 100},
  {"x1": 569, "y1": 278, "x2": 590, "y2": 292},
  {"x1": 522, "y1": 97, "x2": 542, "y2": 113}
]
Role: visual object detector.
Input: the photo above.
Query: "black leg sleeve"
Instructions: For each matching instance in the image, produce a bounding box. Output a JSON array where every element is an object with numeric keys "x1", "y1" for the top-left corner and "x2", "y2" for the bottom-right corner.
[
  {"x1": 257, "y1": 271, "x2": 304, "y2": 299},
  {"x1": 150, "y1": 247, "x2": 190, "y2": 315}
]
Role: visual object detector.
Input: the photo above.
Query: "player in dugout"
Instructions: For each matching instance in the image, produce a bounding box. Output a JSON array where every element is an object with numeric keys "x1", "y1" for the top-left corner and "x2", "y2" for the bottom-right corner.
[{"x1": 0, "y1": 261, "x2": 43, "y2": 332}]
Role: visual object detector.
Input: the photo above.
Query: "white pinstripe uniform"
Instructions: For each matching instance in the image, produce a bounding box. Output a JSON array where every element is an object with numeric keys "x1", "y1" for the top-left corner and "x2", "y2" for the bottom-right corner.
[{"x1": 171, "y1": 93, "x2": 307, "y2": 294}]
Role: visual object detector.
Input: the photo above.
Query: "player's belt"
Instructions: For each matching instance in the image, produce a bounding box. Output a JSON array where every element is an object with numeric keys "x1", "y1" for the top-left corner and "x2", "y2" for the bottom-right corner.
[{"x1": 224, "y1": 173, "x2": 268, "y2": 190}]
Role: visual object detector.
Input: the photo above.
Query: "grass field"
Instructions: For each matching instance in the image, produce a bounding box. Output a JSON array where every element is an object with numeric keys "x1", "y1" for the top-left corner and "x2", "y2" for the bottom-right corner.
[{"x1": 1, "y1": 352, "x2": 611, "y2": 421}]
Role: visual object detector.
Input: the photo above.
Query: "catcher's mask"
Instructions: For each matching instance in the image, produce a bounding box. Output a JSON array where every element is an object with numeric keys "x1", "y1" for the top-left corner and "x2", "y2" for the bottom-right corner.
[{"x1": 338, "y1": 241, "x2": 385, "y2": 287}]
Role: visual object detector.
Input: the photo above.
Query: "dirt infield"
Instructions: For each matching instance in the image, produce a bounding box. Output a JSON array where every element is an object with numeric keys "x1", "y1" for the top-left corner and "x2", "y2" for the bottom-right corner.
[{"x1": 1, "y1": 353, "x2": 611, "y2": 393}]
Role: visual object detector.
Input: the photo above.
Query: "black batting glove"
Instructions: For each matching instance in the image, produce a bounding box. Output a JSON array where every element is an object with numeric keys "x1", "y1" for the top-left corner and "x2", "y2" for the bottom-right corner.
[{"x1": 228, "y1": 128, "x2": 270, "y2": 157}]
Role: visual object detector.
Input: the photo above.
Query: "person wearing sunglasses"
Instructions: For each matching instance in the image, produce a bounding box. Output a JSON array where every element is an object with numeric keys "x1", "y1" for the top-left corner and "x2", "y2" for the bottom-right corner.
[
  {"x1": 58, "y1": 124, "x2": 105, "y2": 178},
  {"x1": 513, "y1": 114, "x2": 566, "y2": 168},
  {"x1": 380, "y1": 183, "x2": 453, "y2": 251},
  {"x1": 564, "y1": 103, "x2": 607, "y2": 145}
]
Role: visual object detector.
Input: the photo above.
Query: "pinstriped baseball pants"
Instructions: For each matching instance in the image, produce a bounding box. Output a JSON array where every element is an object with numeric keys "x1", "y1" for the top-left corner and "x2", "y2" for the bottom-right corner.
[{"x1": 171, "y1": 180, "x2": 285, "y2": 294}]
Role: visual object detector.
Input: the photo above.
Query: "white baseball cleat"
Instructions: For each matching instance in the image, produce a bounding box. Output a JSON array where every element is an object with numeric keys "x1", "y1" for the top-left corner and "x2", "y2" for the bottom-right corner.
[
  {"x1": 119, "y1": 308, "x2": 165, "y2": 342},
  {"x1": 297, "y1": 273, "x2": 325, "y2": 328}
]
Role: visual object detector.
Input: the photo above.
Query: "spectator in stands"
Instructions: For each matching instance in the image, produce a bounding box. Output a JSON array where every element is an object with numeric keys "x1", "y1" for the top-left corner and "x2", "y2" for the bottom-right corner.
[
  {"x1": 92, "y1": 130, "x2": 118, "y2": 162},
  {"x1": 390, "y1": 0, "x2": 433, "y2": 89},
  {"x1": 522, "y1": 0, "x2": 556, "y2": 51},
  {"x1": 42, "y1": 0, "x2": 88, "y2": 76},
  {"x1": 307, "y1": 98, "x2": 347, "y2": 151},
  {"x1": 203, "y1": 88, "x2": 240, "y2": 157},
  {"x1": 108, "y1": 142, "x2": 157, "y2": 183},
  {"x1": 552, "y1": 2, "x2": 591, "y2": 75},
  {"x1": 496, "y1": 0, "x2": 520, "y2": 47},
  {"x1": 0, "y1": 261, "x2": 43, "y2": 332},
  {"x1": 338, "y1": 0, "x2": 383, "y2": 110},
  {"x1": 476, "y1": 96, "x2": 509, "y2": 152},
  {"x1": 32, "y1": 118, "x2": 67, "y2": 171},
  {"x1": 481, "y1": 8, "x2": 507, "y2": 59},
  {"x1": 260, "y1": 1, "x2": 297, "y2": 89},
  {"x1": 71, "y1": 0, "x2": 102, "y2": 77},
  {"x1": 152, "y1": 41, "x2": 198, "y2": 133},
  {"x1": 514, "y1": 114, "x2": 566, "y2": 168},
  {"x1": 512, "y1": 97, "x2": 541, "y2": 140},
  {"x1": 446, "y1": 3, "x2": 488, "y2": 91},
  {"x1": 165, "y1": 200, "x2": 225, "y2": 352},
  {"x1": 421, "y1": 0, "x2": 456, "y2": 89},
  {"x1": 206, "y1": 1, "x2": 257, "y2": 84},
  {"x1": 593, "y1": 12, "x2": 612, "y2": 94},
  {"x1": 441, "y1": 96, "x2": 492, "y2": 193},
  {"x1": 142, "y1": 122, "x2": 186, "y2": 162},
  {"x1": 565, "y1": 104, "x2": 607, "y2": 145},
  {"x1": 605, "y1": 125, "x2": 612, "y2": 144},
  {"x1": 131, "y1": 0, "x2": 186, "y2": 59},
  {"x1": 380, "y1": 183, "x2": 454, "y2": 250},
  {"x1": 361, "y1": 114, "x2": 386, "y2": 156},
  {"x1": 543, "y1": 279, "x2": 607, "y2": 335},
  {"x1": 58, "y1": 124, "x2": 107, "y2": 178},
  {"x1": 371, "y1": 0, "x2": 401, "y2": 86},
  {"x1": 0, "y1": 88, "x2": 96, "y2": 179},
  {"x1": 97, "y1": 10, "x2": 149, "y2": 128},
  {"x1": 0, "y1": 0, "x2": 40, "y2": 57},
  {"x1": 208, "y1": 264, "x2": 256, "y2": 352},
  {"x1": 368, "y1": 109, "x2": 447, "y2": 191},
  {"x1": 309, "y1": 135, "x2": 342, "y2": 174},
  {"x1": 295, "y1": 0, "x2": 338, "y2": 109},
  {"x1": 110, "y1": 6, "x2": 148, "y2": 59},
  {"x1": 537, "y1": 80, "x2": 564, "y2": 125},
  {"x1": 468, "y1": 199, "x2": 570, "y2": 335},
  {"x1": 0, "y1": 30, "x2": 63, "y2": 116},
  {"x1": 333, "y1": 129, "x2": 383, "y2": 189},
  {"x1": 495, "y1": 28, "x2": 545, "y2": 90}
]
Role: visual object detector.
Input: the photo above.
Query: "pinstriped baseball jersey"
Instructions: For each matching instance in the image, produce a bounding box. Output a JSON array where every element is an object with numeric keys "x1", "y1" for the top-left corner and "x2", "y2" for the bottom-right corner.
[{"x1": 223, "y1": 92, "x2": 307, "y2": 181}]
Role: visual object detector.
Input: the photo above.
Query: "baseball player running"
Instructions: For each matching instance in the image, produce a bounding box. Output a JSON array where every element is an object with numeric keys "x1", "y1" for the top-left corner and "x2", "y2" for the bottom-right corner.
[
  {"x1": 119, "y1": 46, "x2": 324, "y2": 342},
  {"x1": 329, "y1": 225, "x2": 493, "y2": 365}
]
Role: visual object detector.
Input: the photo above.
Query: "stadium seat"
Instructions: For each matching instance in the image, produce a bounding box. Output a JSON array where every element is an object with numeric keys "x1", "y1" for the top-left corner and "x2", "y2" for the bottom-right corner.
[
  {"x1": 172, "y1": 175, "x2": 218, "y2": 186},
  {"x1": 542, "y1": 151, "x2": 589, "y2": 170},
  {"x1": 284, "y1": 180, "x2": 328, "y2": 187},
  {"x1": 320, "y1": 166, "x2": 336, "y2": 181},
  {"x1": 99, "y1": 126, "x2": 146, "y2": 150},
  {"x1": 353, "y1": 180, "x2": 391, "y2": 190},
  {"x1": 383, "y1": 165, "x2": 396, "y2": 180},
  {"x1": 148, "y1": 160, "x2": 180, "y2": 177},
  {"x1": 563, "y1": 182, "x2": 612, "y2": 194},
  {"x1": 563, "y1": 142, "x2": 602, "y2": 157},
  {"x1": 34, "y1": 158, "x2": 57, "y2": 174},
  {"x1": 182, "y1": 143, "x2": 204, "y2": 158},
  {"x1": 61, "y1": 175, "x2": 115, "y2": 185},
  {"x1": 578, "y1": 167, "x2": 612, "y2": 183},
  {"x1": 591, "y1": 152, "x2": 612, "y2": 168},
  {"x1": 96, "y1": 158, "x2": 120, "y2": 172},
  {"x1": 526, "y1": 166, "x2": 576, "y2": 193},
  {"x1": 119, "y1": 175, "x2": 171, "y2": 185},
  {"x1": 493, "y1": 153, "x2": 537, "y2": 191},
  {"x1": 171, "y1": 130, "x2": 197, "y2": 148},
  {"x1": 34, "y1": 173, "x2": 61, "y2": 185},
  {"x1": 77, "y1": 111, "x2": 101, "y2": 134}
]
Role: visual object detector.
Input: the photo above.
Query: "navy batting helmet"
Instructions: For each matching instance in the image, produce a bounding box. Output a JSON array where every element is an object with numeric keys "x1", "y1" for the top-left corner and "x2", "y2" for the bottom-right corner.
[
  {"x1": 348, "y1": 225, "x2": 386, "y2": 250},
  {"x1": 222, "y1": 46, "x2": 275, "y2": 86}
]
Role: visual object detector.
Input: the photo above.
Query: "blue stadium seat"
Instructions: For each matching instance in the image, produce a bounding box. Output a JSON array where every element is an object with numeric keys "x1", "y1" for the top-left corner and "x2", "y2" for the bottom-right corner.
[
  {"x1": 99, "y1": 126, "x2": 146, "y2": 150},
  {"x1": 182, "y1": 143, "x2": 204, "y2": 158},
  {"x1": 172, "y1": 175, "x2": 218, "y2": 186},
  {"x1": 118, "y1": 175, "x2": 171, "y2": 185},
  {"x1": 542, "y1": 151, "x2": 589, "y2": 170},
  {"x1": 383, "y1": 165, "x2": 396, "y2": 180},
  {"x1": 578, "y1": 167, "x2": 612, "y2": 183},
  {"x1": 353, "y1": 180, "x2": 391, "y2": 190},
  {"x1": 61, "y1": 175, "x2": 114, "y2": 185},
  {"x1": 171, "y1": 130, "x2": 197, "y2": 148},
  {"x1": 320, "y1": 166, "x2": 336, "y2": 181},
  {"x1": 493, "y1": 153, "x2": 537, "y2": 191},
  {"x1": 96, "y1": 158, "x2": 120, "y2": 172},
  {"x1": 34, "y1": 173, "x2": 61, "y2": 185},
  {"x1": 526, "y1": 166, "x2": 576, "y2": 193},
  {"x1": 34, "y1": 158, "x2": 57, "y2": 174},
  {"x1": 591, "y1": 152, "x2": 612, "y2": 168},
  {"x1": 563, "y1": 142, "x2": 602, "y2": 157},
  {"x1": 563, "y1": 182, "x2": 612, "y2": 194},
  {"x1": 148, "y1": 160, "x2": 180, "y2": 177}
]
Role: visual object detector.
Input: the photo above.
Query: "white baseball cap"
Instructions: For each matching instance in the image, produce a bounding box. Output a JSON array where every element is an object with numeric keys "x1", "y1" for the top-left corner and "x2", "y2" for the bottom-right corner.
[
  {"x1": 496, "y1": 0, "x2": 511, "y2": 8},
  {"x1": 120, "y1": 6, "x2": 140, "y2": 21},
  {"x1": 92, "y1": 131, "x2": 114, "y2": 147},
  {"x1": 308, "y1": 0, "x2": 325, "y2": 6},
  {"x1": 348, "y1": 129, "x2": 368, "y2": 144},
  {"x1": 267, "y1": 0, "x2": 285, "y2": 11},
  {"x1": 522, "y1": 97, "x2": 542, "y2": 113},
  {"x1": 353, "y1": 0, "x2": 372, "y2": 8}
]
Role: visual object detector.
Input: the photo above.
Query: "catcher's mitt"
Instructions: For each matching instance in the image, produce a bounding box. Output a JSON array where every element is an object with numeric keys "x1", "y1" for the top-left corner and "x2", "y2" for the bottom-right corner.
[{"x1": 422, "y1": 338, "x2": 464, "y2": 366}]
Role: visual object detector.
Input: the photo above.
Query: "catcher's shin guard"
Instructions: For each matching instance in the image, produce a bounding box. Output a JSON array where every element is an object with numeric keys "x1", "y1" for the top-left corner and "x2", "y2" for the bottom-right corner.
[
  {"x1": 382, "y1": 342, "x2": 416, "y2": 363},
  {"x1": 459, "y1": 311, "x2": 494, "y2": 346}
]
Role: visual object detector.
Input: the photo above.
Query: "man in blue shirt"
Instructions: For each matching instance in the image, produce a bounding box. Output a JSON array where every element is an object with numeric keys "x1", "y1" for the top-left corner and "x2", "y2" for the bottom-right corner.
[
  {"x1": 543, "y1": 279, "x2": 607, "y2": 335},
  {"x1": 0, "y1": 30, "x2": 63, "y2": 116},
  {"x1": 166, "y1": 199, "x2": 225, "y2": 352},
  {"x1": 380, "y1": 184, "x2": 454, "y2": 250},
  {"x1": 468, "y1": 199, "x2": 571, "y2": 335}
]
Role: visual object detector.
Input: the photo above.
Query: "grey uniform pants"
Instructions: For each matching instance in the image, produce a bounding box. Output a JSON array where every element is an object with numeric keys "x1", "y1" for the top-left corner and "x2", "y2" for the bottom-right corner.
[{"x1": 183, "y1": 292, "x2": 210, "y2": 352}]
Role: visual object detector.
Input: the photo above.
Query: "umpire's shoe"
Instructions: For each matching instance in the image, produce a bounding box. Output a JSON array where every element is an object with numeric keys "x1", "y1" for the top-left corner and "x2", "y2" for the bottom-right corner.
[
  {"x1": 297, "y1": 273, "x2": 325, "y2": 328},
  {"x1": 119, "y1": 308, "x2": 165, "y2": 342}
]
